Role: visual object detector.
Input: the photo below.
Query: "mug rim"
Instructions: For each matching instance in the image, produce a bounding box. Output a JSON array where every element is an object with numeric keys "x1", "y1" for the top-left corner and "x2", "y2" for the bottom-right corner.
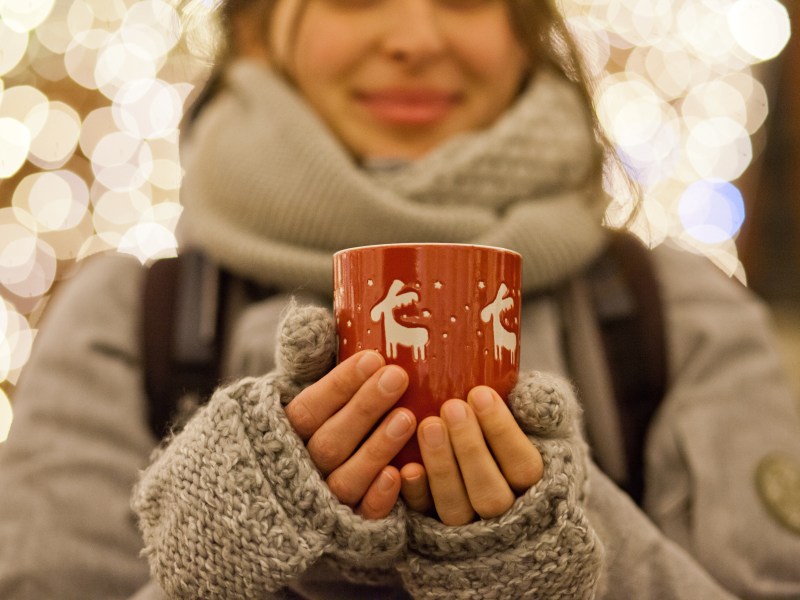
[{"x1": 333, "y1": 243, "x2": 522, "y2": 259}]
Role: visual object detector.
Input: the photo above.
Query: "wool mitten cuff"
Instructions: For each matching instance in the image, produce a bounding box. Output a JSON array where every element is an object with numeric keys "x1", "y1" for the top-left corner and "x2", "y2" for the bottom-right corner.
[
  {"x1": 398, "y1": 371, "x2": 604, "y2": 599},
  {"x1": 132, "y1": 304, "x2": 406, "y2": 599}
]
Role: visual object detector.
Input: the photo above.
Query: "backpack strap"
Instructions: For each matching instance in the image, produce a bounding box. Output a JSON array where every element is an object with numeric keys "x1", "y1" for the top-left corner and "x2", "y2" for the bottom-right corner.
[
  {"x1": 142, "y1": 251, "x2": 227, "y2": 439},
  {"x1": 590, "y1": 230, "x2": 668, "y2": 504}
]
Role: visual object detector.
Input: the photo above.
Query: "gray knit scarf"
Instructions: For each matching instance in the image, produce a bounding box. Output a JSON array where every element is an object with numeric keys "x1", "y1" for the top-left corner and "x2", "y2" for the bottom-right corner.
[{"x1": 179, "y1": 58, "x2": 609, "y2": 296}]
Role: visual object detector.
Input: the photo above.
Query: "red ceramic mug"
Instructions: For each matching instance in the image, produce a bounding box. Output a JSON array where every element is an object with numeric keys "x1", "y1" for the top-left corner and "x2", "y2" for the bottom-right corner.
[{"x1": 333, "y1": 243, "x2": 522, "y2": 467}]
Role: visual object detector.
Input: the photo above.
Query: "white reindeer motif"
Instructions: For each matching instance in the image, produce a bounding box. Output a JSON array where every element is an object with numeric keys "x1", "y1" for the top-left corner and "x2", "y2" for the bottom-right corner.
[
  {"x1": 480, "y1": 283, "x2": 518, "y2": 363},
  {"x1": 370, "y1": 279, "x2": 429, "y2": 360}
]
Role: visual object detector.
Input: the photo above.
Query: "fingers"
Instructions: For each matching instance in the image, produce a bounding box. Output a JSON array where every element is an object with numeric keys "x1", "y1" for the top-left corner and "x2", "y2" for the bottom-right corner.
[
  {"x1": 418, "y1": 391, "x2": 544, "y2": 526},
  {"x1": 326, "y1": 408, "x2": 416, "y2": 506},
  {"x1": 308, "y1": 363, "x2": 409, "y2": 475},
  {"x1": 285, "y1": 350, "x2": 408, "y2": 458},
  {"x1": 285, "y1": 350, "x2": 385, "y2": 440},
  {"x1": 467, "y1": 387, "x2": 544, "y2": 492},
  {"x1": 418, "y1": 417, "x2": 475, "y2": 526},
  {"x1": 283, "y1": 350, "x2": 413, "y2": 516},
  {"x1": 400, "y1": 462, "x2": 433, "y2": 514},
  {"x1": 440, "y1": 400, "x2": 515, "y2": 520},
  {"x1": 357, "y1": 467, "x2": 402, "y2": 520}
]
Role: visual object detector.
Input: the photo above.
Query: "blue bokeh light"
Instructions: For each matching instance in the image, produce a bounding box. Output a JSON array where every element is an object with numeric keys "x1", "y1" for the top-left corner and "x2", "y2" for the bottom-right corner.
[{"x1": 678, "y1": 180, "x2": 746, "y2": 244}]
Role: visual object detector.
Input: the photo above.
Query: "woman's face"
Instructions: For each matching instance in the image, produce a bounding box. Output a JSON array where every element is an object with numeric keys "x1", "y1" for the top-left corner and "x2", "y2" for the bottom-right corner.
[{"x1": 269, "y1": 0, "x2": 530, "y2": 160}]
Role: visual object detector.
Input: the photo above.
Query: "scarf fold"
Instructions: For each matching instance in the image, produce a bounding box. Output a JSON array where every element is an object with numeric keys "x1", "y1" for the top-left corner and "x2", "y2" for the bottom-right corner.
[{"x1": 179, "y1": 59, "x2": 610, "y2": 296}]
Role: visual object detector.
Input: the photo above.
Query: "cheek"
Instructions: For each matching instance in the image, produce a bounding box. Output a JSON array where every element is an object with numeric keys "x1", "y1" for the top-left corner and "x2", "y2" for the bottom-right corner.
[
  {"x1": 292, "y1": 16, "x2": 369, "y2": 84},
  {"x1": 451, "y1": 22, "x2": 527, "y2": 86}
]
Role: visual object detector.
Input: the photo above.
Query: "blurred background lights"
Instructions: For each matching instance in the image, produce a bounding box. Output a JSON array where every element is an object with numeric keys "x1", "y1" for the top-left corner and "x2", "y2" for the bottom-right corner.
[
  {"x1": 0, "y1": 118, "x2": 30, "y2": 178},
  {"x1": 0, "y1": 388, "x2": 10, "y2": 442},
  {"x1": 728, "y1": 0, "x2": 791, "y2": 61},
  {"x1": 0, "y1": 0, "x2": 55, "y2": 33},
  {"x1": 28, "y1": 101, "x2": 81, "y2": 169},
  {"x1": 0, "y1": 20, "x2": 28, "y2": 76},
  {"x1": 0, "y1": 0, "x2": 793, "y2": 442},
  {"x1": 679, "y1": 180, "x2": 747, "y2": 244}
]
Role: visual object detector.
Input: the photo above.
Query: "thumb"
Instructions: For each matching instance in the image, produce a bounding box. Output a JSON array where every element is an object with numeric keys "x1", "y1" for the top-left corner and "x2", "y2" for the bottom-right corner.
[{"x1": 275, "y1": 299, "x2": 337, "y2": 383}]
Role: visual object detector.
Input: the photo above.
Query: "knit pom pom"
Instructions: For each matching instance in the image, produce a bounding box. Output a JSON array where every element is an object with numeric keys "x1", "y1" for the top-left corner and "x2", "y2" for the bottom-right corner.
[
  {"x1": 275, "y1": 300, "x2": 337, "y2": 383},
  {"x1": 509, "y1": 371, "x2": 582, "y2": 438}
]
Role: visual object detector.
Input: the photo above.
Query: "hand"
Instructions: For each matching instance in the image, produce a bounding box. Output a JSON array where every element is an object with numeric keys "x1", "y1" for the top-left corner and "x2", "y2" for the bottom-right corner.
[
  {"x1": 284, "y1": 350, "x2": 416, "y2": 519},
  {"x1": 400, "y1": 386, "x2": 544, "y2": 526}
]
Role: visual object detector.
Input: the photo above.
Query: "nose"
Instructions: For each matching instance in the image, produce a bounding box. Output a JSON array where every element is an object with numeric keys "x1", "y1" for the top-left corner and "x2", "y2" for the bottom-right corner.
[{"x1": 380, "y1": 0, "x2": 447, "y2": 67}]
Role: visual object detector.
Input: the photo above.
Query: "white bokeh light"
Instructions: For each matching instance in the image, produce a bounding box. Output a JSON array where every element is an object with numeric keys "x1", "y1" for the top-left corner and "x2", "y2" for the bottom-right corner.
[
  {"x1": 13, "y1": 170, "x2": 90, "y2": 232},
  {"x1": 0, "y1": 117, "x2": 31, "y2": 179},
  {"x1": 64, "y1": 29, "x2": 111, "y2": 90},
  {"x1": 685, "y1": 116, "x2": 753, "y2": 181},
  {"x1": 597, "y1": 75, "x2": 667, "y2": 148},
  {"x1": 28, "y1": 101, "x2": 82, "y2": 169},
  {"x1": 118, "y1": 222, "x2": 178, "y2": 264},
  {"x1": 728, "y1": 0, "x2": 791, "y2": 62},
  {"x1": 35, "y1": 0, "x2": 75, "y2": 54},
  {"x1": 0, "y1": 303, "x2": 35, "y2": 376},
  {"x1": 95, "y1": 35, "x2": 160, "y2": 100},
  {"x1": 0, "y1": 214, "x2": 58, "y2": 300},
  {"x1": 92, "y1": 132, "x2": 154, "y2": 190},
  {"x1": 113, "y1": 78, "x2": 183, "y2": 139},
  {"x1": 92, "y1": 187, "x2": 153, "y2": 237},
  {"x1": 0, "y1": 85, "x2": 50, "y2": 139},
  {"x1": 0, "y1": 0, "x2": 55, "y2": 33},
  {"x1": 0, "y1": 20, "x2": 29, "y2": 76}
]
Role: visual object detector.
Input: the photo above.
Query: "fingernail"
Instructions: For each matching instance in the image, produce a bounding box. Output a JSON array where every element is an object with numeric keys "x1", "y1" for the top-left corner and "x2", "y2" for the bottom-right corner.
[
  {"x1": 471, "y1": 387, "x2": 494, "y2": 414},
  {"x1": 356, "y1": 351, "x2": 383, "y2": 377},
  {"x1": 377, "y1": 469, "x2": 396, "y2": 492},
  {"x1": 443, "y1": 401, "x2": 468, "y2": 425},
  {"x1": 422, "y1": 422, "x2": 445, "y2": 448},
  {"x1": 378, "y1": 366, "x2": 406, "y2": 394},
  {"x1": 386, "y1": 411, "x2": 413, "y2": 438}
]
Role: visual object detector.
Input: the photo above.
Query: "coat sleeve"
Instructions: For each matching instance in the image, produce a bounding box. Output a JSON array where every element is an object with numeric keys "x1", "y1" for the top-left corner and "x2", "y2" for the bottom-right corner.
[
  {"x1": 586, "y1": 463, "x2": 738, "y2": 599},
  {"x1": 0, "y1": 255, "x2": 156, "y2": 600},
  {"x1": 645, "y1": 245, "x2": 800, "y2": 599}
]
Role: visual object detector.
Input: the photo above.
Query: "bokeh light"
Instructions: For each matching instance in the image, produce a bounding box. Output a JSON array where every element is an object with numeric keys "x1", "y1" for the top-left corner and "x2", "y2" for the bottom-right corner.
[
  {"x1": 0, "y1": 0, "x2": 793, "y2": 441},
  {"x1": 679, "y1": 180, "x2": 746, "y2": 244}
]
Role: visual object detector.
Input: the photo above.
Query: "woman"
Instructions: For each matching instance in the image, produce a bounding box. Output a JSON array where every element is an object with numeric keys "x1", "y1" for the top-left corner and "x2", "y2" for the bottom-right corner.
[{"x1": 1, "y1": 0, "x2": 799, "y2": 598}]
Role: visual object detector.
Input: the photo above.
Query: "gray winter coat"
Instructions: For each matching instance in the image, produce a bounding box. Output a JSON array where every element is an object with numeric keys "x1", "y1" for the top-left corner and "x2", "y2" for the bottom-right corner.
[{"x1": 0, "y1": 241, "x2": 798, "y2": 599}]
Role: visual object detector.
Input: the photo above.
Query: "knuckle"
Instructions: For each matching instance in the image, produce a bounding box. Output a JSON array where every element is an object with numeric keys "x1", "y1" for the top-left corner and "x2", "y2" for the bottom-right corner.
[
  {"x1": 481, "y1": 416, "x2": 514, "y2": 440},
  {"x1": 349, "y1": 396, "x2": 383, "y2": 426},
  {"x1": 285, "y1": 399, "x2": 317, "y2": 439},
  {"x1": 426, "y1": 461, "x2": 455, "y2": 482},
  {"x1": 358, "y1": 439, "x2": 390, "y2": 471},
  {"x1": 307, "y1": 434, "x2": 342, "y2": 473},
  {"x1": 328, "y1": 368, "x2": 358, "y2": 399},
  {"x1": 326, "y1": 472, "x2": 359, "y2": 507},
  {"x1": 455, "y1": 437, "x2": 486, "y2": 462}
]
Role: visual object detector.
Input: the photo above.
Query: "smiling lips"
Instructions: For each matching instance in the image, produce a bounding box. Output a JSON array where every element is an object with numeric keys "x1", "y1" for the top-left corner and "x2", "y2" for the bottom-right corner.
[{"x1": 356, "y1": 89, "x2": 462, "y2": 126}]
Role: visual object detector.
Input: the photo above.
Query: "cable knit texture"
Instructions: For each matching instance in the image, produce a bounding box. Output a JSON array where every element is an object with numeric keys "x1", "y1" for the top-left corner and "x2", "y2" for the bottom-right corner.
[
  {"x1": 133, "y1": 304, "x2": 603, "y2": 599},
  {"x1": 133, "y1": 305, "x2": 406, "y2": 599},
  {"x1": 178, "y1": 59, "x2": 609, "y2": 297}
]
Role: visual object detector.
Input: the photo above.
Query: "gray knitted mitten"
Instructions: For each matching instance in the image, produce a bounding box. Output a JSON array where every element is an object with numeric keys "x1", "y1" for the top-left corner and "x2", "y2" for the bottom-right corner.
[
  {"x1": 132, "y1": 304, "x2": 406, "y2": 600},
  {"x1": 398, "y1": 371, "x2": 604, "y2": 599}
]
